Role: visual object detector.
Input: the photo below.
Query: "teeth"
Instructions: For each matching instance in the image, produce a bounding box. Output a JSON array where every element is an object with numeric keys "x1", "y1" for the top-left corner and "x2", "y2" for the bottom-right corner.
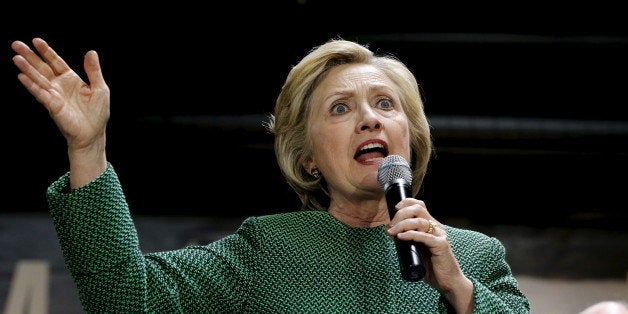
[
  {"x1": 364, "y1": 157, "x2": 384, "y2": 162},
  {"x1": 360, "y1": 142, "x2": 384, "y2": 151}
]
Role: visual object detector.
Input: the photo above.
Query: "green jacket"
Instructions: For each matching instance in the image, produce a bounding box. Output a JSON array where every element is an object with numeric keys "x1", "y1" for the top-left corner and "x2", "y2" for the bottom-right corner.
[{"x1": 47, "y1": 163, "x2": 529, "y2": 313}]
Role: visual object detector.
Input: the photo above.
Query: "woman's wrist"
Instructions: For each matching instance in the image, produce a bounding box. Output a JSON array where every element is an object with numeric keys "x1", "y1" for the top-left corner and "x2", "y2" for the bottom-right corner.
[
  {"x1": 443, "y1": 276, "x2": 475, "y2": 314},
  {"x1": 67, "y1": 137, "x2": 107, "y2": 190}
]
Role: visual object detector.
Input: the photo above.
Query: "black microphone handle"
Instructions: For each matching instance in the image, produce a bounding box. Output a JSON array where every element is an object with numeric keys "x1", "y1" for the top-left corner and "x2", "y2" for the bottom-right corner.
[{"x1": 385, "y1": 180, "x2": 426, "y2": 281}]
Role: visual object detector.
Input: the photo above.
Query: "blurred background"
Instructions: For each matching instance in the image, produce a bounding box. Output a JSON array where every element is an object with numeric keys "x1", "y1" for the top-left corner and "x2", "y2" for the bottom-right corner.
[{"x1": 1, "y1": 1, "x2": 627, "y2": 313}]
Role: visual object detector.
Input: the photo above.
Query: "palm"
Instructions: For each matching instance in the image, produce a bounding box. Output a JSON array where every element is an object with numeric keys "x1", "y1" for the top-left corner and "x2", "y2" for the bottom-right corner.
[{"x1": 47, "y1": 70, "x2": 109, "y2": 149}]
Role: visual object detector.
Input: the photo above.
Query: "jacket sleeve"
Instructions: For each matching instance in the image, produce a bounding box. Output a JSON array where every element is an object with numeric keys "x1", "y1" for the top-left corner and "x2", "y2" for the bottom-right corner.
[
  {"x1": 470, "y1": 237, "x2": 530, "y2": 313},
  {"x1": 46, "y1": 163, "x2": 254, "y2": 313},
  {"x1": 437, "y1": 228, "x2": 530, "y2": 314}
]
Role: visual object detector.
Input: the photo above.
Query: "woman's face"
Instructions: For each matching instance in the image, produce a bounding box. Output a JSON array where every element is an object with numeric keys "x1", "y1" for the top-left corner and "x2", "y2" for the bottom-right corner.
[{"x1": 305, "y1": 63, "x2": 411, "y2": 200}]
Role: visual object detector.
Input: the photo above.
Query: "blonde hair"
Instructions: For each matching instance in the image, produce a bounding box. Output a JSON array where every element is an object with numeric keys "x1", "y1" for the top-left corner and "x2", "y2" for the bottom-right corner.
[{"x1": 265, "y1": 39, "x2": 432, "y2": 211}]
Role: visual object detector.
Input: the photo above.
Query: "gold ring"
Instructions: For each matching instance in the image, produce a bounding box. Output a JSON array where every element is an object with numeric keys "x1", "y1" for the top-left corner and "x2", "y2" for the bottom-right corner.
[{"x1": 426, "y1": 219, "x2": 435, "y2": 234}]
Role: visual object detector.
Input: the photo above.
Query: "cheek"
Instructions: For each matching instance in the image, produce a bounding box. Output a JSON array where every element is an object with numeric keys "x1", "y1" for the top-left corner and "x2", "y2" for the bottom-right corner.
[
  {"x1": 393, "y1": 119, "x2": 412, "y2": 152},
  {"x1": 402, "y1": 123, "x2": 410, "y2": 143},
  {"x1": 310, "y1": 125, "x2": 346, "y2": 160},
  {"x1": 312, "y1": 127, "x2": 337, "y2": 150}
]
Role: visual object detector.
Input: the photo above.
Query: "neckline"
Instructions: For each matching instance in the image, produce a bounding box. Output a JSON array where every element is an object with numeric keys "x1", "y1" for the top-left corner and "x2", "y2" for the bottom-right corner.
[{"x1": 307, "y1": 210, "x2": 388, "y2": 232}]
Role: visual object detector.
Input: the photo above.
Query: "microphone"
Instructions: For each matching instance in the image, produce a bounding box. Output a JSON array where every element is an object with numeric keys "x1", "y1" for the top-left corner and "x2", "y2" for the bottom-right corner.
[{"x1": 377, "y1": 155, "x2": 426, "y2": 281}]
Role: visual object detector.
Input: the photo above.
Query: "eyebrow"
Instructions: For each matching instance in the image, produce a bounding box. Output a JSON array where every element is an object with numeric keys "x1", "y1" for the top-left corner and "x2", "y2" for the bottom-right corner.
[{"x1": 323, "y1": 84, "x2": 395, "y2": 103}]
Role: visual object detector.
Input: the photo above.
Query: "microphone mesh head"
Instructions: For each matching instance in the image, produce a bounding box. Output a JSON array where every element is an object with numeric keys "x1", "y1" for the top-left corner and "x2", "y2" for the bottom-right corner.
[{"x1": 377, "y1": 155, "x2": 412, "y2": 190}]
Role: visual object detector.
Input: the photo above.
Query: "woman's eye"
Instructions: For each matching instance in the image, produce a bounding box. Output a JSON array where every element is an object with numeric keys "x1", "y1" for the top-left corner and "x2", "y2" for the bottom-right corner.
[
  {"x1": 377, "y1": 98, "x2": 393, "y2": 110},
  {"x1": 331, "y1": 103, "x2": 349, "y2": 115}
]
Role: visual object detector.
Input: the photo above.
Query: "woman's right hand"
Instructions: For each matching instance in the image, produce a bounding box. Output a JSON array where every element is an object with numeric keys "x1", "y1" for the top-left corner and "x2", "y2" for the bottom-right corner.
[{"x1": 12, "y1": 38, "x2": 110, "y2": 188}]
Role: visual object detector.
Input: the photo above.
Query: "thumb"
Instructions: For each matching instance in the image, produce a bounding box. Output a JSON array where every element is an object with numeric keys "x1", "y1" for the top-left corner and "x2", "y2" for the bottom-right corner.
[{"x1": 84, "y1": 50, "x2": 107, "y2": 88}]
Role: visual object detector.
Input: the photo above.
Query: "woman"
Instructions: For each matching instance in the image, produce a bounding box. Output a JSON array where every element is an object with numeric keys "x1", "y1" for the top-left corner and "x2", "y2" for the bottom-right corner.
[{"x1": 11, "y1": 37, "x2": 529, "y2": 313}]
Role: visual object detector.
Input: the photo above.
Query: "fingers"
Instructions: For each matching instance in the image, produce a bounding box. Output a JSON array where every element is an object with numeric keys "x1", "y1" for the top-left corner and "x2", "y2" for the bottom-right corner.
[
  {"x1": 387, "y1": 217, "x2": 439, "y2": 237},
  {"x1": 13, "y1": 55, "x2": 55, "y2": 109},
  {"x1": 14, "y1": 38, "x2": 107, "y2": 89},
  {"x1": 386, "y1": 197, "x2": 447, "y2": 245},
  {"x1": 389, "y1": 198, "x2": 429, "y2": 225},
  {"x1": 12, "y1": 55, "x2": 53, "y2": 91},
  {"x1": 389, "y1": 218, "x2": 447, "y2": 247},
  {"x1": 11, "y1": 38, "x2": 72, "y2": 81},
  {"x1": 11, "y1": 40, "x2": 55, "y2": 80},
  {"x1": 12, "y1": 44, "x2": 57, "y2": 109},
  {"x1": 32, "y1": 38, "x2": 71, "y2": 76},
  {"x1": 16, "y1": 73, "x2": 54, "y2": 111}
]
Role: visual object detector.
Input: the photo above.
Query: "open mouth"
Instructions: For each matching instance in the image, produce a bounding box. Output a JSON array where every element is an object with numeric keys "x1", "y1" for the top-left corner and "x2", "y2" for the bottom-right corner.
[{"x1": 354, "y1": 140, "x2": 389, "y2": 163}]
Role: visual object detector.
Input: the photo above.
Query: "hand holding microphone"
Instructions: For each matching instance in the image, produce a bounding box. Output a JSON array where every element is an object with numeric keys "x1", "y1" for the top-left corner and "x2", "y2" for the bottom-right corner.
[{"x1": 377, "y1": 155, "x2": 427, "y2": 281}]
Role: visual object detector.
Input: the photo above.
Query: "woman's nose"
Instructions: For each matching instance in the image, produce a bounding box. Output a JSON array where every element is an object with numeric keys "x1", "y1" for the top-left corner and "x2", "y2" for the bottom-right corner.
[{"x1": 356, "y1": 105, "x2": 382, "y2": 132}]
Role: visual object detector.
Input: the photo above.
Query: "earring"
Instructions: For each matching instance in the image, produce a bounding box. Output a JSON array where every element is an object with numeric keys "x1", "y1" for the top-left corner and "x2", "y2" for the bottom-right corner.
[{"x1": 311, "y1": 168, "x2": 321, "y2": 179}]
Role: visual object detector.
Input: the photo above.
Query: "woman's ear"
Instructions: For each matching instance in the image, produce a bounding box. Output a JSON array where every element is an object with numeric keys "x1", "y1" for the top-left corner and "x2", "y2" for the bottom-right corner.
[{"x1": 302, "y1": 157, "x2": 316, "y2": 174}]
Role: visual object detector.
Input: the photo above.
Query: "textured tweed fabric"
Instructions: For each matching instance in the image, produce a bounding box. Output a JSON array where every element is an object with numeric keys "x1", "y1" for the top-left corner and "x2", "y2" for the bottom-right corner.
[{"x1": 47, "y1": 163, "x2": 529, "y2": 313}]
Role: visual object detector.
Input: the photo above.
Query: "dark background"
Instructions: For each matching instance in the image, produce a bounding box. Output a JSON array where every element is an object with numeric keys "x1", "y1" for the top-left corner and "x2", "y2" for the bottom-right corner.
[{"x1": 2, "y1": 1, "x2": 627, "y2": 229}]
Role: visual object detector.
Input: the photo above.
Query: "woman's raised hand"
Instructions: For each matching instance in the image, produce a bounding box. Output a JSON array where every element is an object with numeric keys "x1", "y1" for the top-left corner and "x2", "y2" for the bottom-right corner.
[{"x1": 12, "y1": 38, "x2": 110, "y2": 187}]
